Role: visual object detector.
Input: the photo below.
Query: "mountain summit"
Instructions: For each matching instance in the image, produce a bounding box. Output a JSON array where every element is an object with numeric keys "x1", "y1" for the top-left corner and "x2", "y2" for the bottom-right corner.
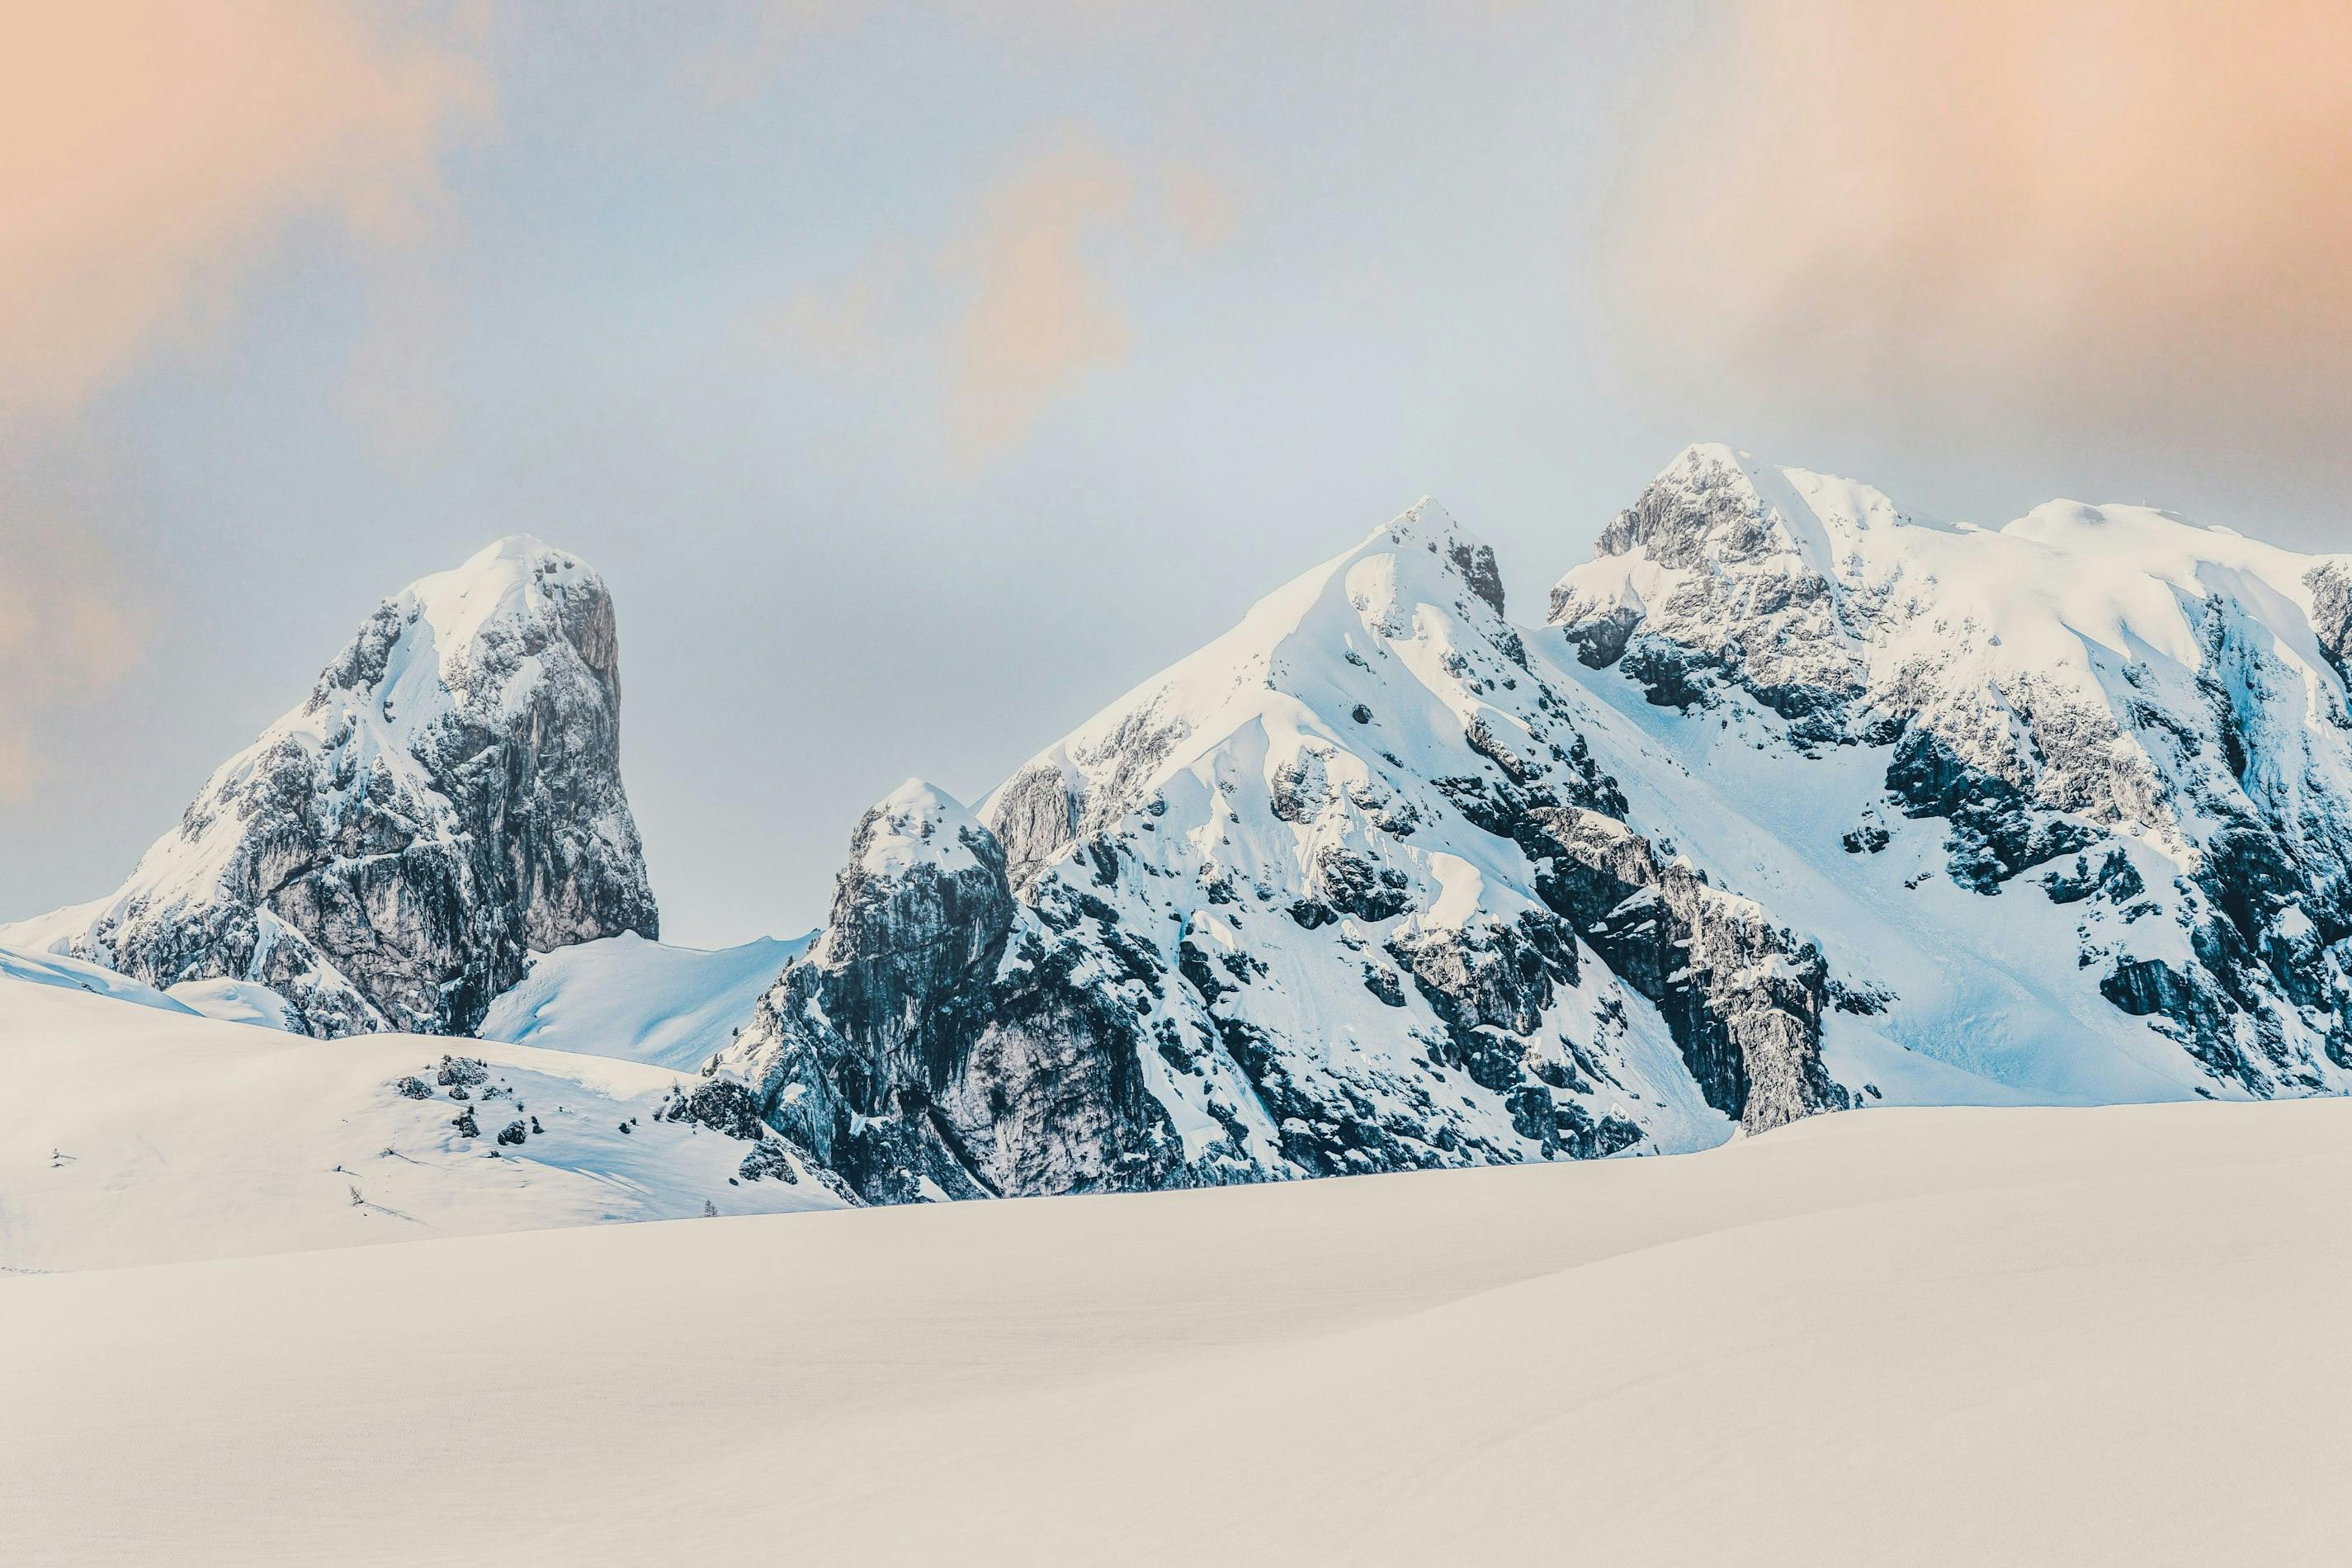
[
  {"x1": 1, "y1": 536, "x2": 658, "y2": 1035},
  {"x1": 720, "y1": 498, "x2": 1811, "y2": 1202},
  {"x1": 19, "y1": 449, "x2": 2352, "y2": 1195},
  {"x1": 1551, "y1": 444, "x2": 2352, "y2": 1096},
  {"x1": 715, "y1": 451, "x2": 2352, "y2": 1202}
]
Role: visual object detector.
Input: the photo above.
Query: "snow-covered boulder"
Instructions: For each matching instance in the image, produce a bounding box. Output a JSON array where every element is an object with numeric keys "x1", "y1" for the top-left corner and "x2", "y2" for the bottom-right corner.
[
  {"x1": 165, "y1": 978, "x2": 300, "y2": 1032},
  {"x1": 0, "y1": 536, "x2": 657, "y2": 1037}
]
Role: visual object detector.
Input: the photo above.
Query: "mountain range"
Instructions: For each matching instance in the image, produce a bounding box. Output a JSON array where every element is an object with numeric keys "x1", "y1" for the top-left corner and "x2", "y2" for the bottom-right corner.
[{"x1": 12, "y1": 443, "x2": 2352, "y2": 1211}]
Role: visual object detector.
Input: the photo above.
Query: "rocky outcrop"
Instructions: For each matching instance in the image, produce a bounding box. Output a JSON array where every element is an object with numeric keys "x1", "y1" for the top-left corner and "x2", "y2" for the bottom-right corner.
[
  {"x1": 0, "y1": 537, "x2": 657, "y2": 1036},
  {"x1": 720, "y1": 782, "x2": 1201, "y2": 1205},
  {"x1": 1518, "y1": 807, "x2": 1846, "y2": 1131}
]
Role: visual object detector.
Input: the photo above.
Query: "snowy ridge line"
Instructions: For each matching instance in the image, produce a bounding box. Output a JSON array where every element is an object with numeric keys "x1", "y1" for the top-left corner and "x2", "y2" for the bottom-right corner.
[
  {"x1": 716, "y1": 455, "x2": 2352, "y2": 1204},
  {"x1": 12, "y1": 443, "x2": 2352, "y2": 1221}
]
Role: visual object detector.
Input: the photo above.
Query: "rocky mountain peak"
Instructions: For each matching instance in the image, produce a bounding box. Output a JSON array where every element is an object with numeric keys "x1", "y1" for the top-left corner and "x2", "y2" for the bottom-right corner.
[
  {"x1": 720, "y1": 779, "x2": 1183, "y2": 1204},
  {"x1": 817, "y1": 779, "x2": 1014, "y2": 985},
  {"x1": 1548, "y1": 446, "x2": 2352, "y2": 1099},
  {"x1": 0, "y1": 537, "x2": 658, "y2": 1037},
  {"x1": 1387, "y1": 496, "x2": 1507, "y2": 616},
  {"x1": 716, "y1": 491, "x2": 1881, "y2": 1205}
]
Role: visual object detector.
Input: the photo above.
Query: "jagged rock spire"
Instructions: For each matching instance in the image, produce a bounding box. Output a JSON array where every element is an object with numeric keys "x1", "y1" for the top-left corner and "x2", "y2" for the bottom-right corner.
[{"x1": 1, "y1": 536, "x2": 658, "y2": 1036}]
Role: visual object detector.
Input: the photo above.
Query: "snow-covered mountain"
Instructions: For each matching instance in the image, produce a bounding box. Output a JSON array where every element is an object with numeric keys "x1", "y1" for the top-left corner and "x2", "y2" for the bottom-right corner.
[
  {"x1": 724, "y1": 454, "x2": 2352, "y2": 1203},
  {"x1": 722, "y1": 501, "x2": 1827, "y2": 1203},
  {"x1": 0, "y1": 537, "x2": 658, "y2": 1037},
  {"x1": 1551, "y1": 444, "x2": 2352, "y2": 1097},
  {"x1": 17, "y1": 447, "x2": 2352, "y2": 1216}
]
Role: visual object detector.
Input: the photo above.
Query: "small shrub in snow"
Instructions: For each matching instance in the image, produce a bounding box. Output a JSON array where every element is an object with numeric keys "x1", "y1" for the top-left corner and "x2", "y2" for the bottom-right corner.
[{"x1": 497, "y1": 1120, "x2": 527, "y2": 1146}]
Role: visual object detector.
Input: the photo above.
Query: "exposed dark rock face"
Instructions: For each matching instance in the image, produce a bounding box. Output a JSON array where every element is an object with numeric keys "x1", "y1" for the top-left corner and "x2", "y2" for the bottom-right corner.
[
  {"x1": 661, "y1": 1080, "x2": 768, "y2": 1141},
  {"x1": 987, "y1": 763, "x2": 1079, "y2": 891},
  {"x1": 2307, "y1": 562, "x2": 2352, "y2": 682},
  {"x1": 1884, "y1": 731, "x2": 2097, "y2": 894},
  {"x1": 1447, "y1": 538, "x2": 1509, "y2": 617},
  {"x1": 1548, "y1": 445, "x2": 2352, "y2": 1098},
  {"x1": 0, "y1": 538, "x2": 657, "y2": 1037},
  {"x1": 724, "y1": 783, "x2": 1198, "y2": 1205},
  {"x1": 2042, "y1": 848, "x2": 2143, "y2": 906},
  {"x1": 1518, "y1": 806, "x2": 1846, "y2": 1132},
  {"x1": 723, "y1": 504, "x2": 1783, "y2": 1204},
  {"x1": 737, "y1": 1140, "x2": 798, "y2": 1183}
]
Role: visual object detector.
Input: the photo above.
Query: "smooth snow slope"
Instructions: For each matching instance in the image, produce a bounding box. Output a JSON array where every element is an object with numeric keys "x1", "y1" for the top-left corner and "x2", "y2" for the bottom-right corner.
[
  {"x1": 0, "y1": 979, "x2": 841, "y2": 1274},
  {"x1": 0, "y1": 943, "x2": 196, "y2": 1015},
  {"x1": 476, "y1": 930, "x2": 813, "y2": 1070},
  {"x1": 5, "y1": 1097, "x2": 2347, "y2": 1566}
]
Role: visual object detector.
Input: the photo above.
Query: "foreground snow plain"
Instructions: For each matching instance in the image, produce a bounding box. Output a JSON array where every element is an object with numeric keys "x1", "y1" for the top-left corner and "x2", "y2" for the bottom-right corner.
[{"x1": 7, "y1": 1091, "x2": 2347, "y2": 1566}]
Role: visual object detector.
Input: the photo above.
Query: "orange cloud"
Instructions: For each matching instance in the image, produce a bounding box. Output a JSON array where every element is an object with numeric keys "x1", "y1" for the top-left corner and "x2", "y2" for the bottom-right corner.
[
  {"x1": 1608, "y1": 0, "x2": 2352, "y2": 443},
  {"x1": 0, "y1": 1, "x2": 487, "y2": 413},
  {"x1": 947, "y1": 140, "x2": 1140, "y2": 462},
  {"x1": 768, "y1": 239, "x2": 927, "y2": 378},
  {"x1": 759, "y1": 135, "x2": 1234, "y2": 467},
  {"x1": 1162, "y1": 162, "x2": 1240, "y2": 254}
]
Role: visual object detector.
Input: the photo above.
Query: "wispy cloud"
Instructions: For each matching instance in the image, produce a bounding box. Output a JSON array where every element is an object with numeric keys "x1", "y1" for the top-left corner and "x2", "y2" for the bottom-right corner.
[
  {"x1": 1608, "y1": 0, "x2": 2352, "y2": 447},
  {"x1": 760, "y1": 132, "x2": 1240, "y2": 467},
  {"x1": 0, "y1": 1, "x2": 488, "y2": 415},
  {"x1": 945, "y1": 139, "x2": 1140, "y2": 463}
]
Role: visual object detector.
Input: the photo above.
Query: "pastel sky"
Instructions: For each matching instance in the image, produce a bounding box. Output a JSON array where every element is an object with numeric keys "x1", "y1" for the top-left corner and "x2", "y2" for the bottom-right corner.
[{"x1": 7, "y1": 1, "x2": 2350, "y2": 947}]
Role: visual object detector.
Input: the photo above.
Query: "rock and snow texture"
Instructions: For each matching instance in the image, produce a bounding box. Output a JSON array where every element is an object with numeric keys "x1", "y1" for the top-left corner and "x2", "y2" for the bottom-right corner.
[
  {"x1": 0, "y1": 975, "x2": 839, "y2": 1274},
  {"x1": 0, "y1": 537, "x2": 658, "y2": 1038},
  {"x1": 729, "y1": 460, "x2": 2352, "y2": 1204},
  {"x1": 14, "y1": 446, "x2": 2352, "y2": 1216},
  {"x1": 725, "y1": 503, "x2": 1802, "y2": 1204},
  {"x1": 476, "y1": 931, "x2": 814, "y2": 1071},
  {"x1": 1551, "y1": 442, "x2": 2352, "y2": 1100},
  {"x1": 725, "y1": 779, "x2": 1227, "y2": 1202}
]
